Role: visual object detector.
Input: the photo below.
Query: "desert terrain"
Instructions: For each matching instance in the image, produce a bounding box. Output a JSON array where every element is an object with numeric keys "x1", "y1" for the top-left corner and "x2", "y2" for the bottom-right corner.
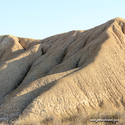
[{"x1": 0, "y1": 17, "x2": 125, "y2": 125}]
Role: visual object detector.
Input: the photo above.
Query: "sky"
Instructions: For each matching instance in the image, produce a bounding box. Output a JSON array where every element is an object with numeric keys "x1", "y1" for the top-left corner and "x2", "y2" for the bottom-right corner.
[{"x1": 0, "y1": 0, "x2": 125, "y2": 39}]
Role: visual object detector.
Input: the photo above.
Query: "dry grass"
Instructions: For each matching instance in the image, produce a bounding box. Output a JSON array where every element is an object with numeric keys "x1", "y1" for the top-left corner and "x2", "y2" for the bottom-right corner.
[{"x1": 0, "y1": 110, "x2": 125, "y2": 125}]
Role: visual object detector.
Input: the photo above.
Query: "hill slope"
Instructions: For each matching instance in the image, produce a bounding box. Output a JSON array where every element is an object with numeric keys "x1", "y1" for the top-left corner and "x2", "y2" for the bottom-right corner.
[{"x1": 0, "y1": 17, "x2": 125, "y2": 124}]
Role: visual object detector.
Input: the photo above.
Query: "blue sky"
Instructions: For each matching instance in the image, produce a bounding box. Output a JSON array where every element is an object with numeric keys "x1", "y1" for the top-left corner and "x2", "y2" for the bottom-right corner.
[{"x1": 0, "y1": 0, "x2": 125, "y2": 39}]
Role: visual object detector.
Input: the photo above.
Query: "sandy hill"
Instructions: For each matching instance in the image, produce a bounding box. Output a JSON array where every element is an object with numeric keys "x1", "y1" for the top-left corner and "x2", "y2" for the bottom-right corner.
[{"x1": 0, "y1": 17, "x2": 125, "y2": 124}]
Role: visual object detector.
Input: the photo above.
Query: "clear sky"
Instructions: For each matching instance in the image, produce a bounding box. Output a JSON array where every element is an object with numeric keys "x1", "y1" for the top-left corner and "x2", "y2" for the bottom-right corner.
[{"x1": 0, "y1": 0, "x2": 125, "y2": 39}]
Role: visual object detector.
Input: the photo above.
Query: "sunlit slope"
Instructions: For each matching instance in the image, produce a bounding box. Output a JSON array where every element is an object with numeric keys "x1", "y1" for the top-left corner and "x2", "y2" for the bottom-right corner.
[{"x1": 0, "y1": 17, "x2": 125, "y2": 122}]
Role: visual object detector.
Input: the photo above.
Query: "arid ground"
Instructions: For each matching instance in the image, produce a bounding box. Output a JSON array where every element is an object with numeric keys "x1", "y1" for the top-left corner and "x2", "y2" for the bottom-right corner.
[{"x1": 0, "y1": 17, "x2": 125, "y2": 125}]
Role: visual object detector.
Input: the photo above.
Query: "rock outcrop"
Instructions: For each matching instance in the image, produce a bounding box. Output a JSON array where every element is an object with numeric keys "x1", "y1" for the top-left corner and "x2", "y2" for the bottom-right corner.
[{"x1": 0, "y1": 17, "x2": 125, "y2": 123}]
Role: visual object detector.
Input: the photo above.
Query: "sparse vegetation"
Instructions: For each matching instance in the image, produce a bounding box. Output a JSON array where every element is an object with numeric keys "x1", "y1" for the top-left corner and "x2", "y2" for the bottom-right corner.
[{"x1": 1, "y1": 110, "x2": 124, "y2": 125}]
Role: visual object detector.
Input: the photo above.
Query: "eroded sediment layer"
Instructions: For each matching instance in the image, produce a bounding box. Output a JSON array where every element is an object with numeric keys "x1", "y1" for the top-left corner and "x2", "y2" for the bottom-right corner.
[{"x1": 0, "y1": 17, "x2": 125, "y2": 122}]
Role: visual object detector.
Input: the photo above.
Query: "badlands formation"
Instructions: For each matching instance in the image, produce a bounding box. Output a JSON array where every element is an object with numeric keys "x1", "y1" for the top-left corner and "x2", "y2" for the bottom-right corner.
[{"x1": 0, "y1": 17, "x2": 125, "y2": 124}]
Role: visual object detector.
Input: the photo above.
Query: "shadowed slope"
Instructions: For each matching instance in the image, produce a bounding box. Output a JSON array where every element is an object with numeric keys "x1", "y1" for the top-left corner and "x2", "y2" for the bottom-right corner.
[{"x1": 0, "y1": 17, "x2": 125, "y2": 123}]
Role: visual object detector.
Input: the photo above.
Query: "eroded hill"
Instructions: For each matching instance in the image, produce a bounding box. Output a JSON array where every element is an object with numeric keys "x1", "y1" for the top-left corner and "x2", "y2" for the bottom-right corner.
[{"x1": 0, "y1": 17, "x2": 125, "y2": 124}]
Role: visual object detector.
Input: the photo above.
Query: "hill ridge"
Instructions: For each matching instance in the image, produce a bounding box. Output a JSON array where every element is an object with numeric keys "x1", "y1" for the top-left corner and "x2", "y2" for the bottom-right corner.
[{"x1": 0, "y1": 17, "x2": 125, "y2": 124}]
